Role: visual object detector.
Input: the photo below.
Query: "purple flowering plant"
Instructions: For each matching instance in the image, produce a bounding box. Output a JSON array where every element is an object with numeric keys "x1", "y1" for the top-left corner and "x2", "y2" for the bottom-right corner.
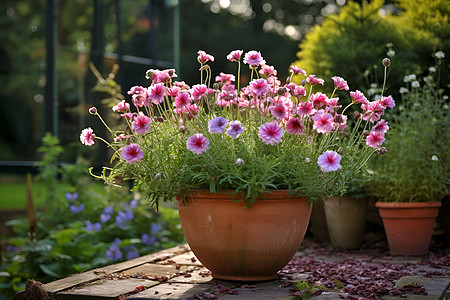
[{"x1": 81, "y1": 50, "x2": 394, "y2": 206}]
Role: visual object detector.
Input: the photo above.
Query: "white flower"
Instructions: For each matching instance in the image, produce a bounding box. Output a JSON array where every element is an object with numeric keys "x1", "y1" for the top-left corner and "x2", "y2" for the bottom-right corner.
[
  {"x1": 431, "y1": 155, "x2": 439, "y2": 161},
  {"x1": 435, "y1": 51, "x2": 445, "y2": 59},
  {"x1": 403, "y1": 74, "x2": 416, "y2": 83},
  {"x1": 399, "y1": 87, "x2": 409, "y2": 94},
  {"x1": 387, "y1": 49, "x2": 395, "y2": 57},
  {"x1": 411, "y1": 81, "x2": 420, "y2": 88},
  {"x1": 429, "y1": 66, "x2": 436, "y2": 72}
]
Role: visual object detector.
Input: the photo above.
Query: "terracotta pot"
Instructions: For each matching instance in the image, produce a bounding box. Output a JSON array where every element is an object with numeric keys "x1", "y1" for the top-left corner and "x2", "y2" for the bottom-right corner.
[
  {"x1": 310, "y1": 202, "x2": 329, "y2": 241},
  {"x1": 375, "y1": 202, "x2": 441, "y2": 255},
  {"x1": 177, "y1": 189, "x2": 312, "y2": 281},
  {"x1": 324, "y1": 196, "x2": 367, "y2": 249}
]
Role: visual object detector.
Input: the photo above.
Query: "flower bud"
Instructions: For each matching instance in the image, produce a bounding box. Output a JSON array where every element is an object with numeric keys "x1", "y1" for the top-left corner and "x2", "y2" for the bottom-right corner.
[
  {"x1": 305, "y1": 158, "x2": 310, "y2": 164},
  {"x1": 89, "y1": 107, "x2": 97, "y2": 115},
  {"x1": 342, "y1": 132, "x2": 350, "y2": 139},
  {"x1": 199, "y1": 65, "x2": 209, "y2": 71},
  {"x1": 213, "y1": 83, "x2": 220, "y2": 90},
  {"x1": 334, "y1": 114, "x2": 344, "y2": 124},
  {"x1": 157, "y1": 117, "x2": 164, "y2": 123},
  {"x1": 154, "y1": 173, "x2": 162, "y2": 180},
  {"x1": 382, "y1": 58, "x2": 391, "y2": 67},
  {"x1": 363, "y1": 130, "x2": 370, "y2": 136},
  {"x1": 179, "y1": 125, "x2": 186, "y2": 133},
  {"x1": 353, "y1": 111, "x2": 361, "y2": 120},
  {"x1": 301, "y1": 80, "x2": 306, "y2": 87},
  {"x1": 235, "y1": 158, "x2": 244, "y2": 165},
  {"x1": 277, "y1": 87, "x2": 287, "y2": 96},
  {"x1": 285, "y1": 77, "x2": 291, "y2": 84},
  {"x1": 378, "y1": 147, "x2": 387, "y2": 155},
  {"x1": 337, "y1": 147, "x2": 343, "y2": 155}
]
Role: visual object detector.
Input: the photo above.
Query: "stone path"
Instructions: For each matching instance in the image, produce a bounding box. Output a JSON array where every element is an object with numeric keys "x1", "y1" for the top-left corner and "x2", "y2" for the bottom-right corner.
[{"x1": 14, "y1": 238, "x2": 450, "y2": 300}]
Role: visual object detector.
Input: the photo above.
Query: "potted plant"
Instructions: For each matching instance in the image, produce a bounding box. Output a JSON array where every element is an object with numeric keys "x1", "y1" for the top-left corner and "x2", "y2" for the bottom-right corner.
[
  {"x1": 368, "y1": 51, "x2": 449, "y2": 255},
  {"x1": 80, "y1": 50, "x2": 394, "y2": 280}
]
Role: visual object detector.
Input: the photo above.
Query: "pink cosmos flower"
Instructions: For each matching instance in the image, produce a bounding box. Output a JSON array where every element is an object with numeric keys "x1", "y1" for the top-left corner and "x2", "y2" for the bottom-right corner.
[
  {"x1": 309, "y1": 92, "x2": 328, "y2": 108},
  {"x1": 227, "y1": 50, "x2": 243, "y2": 62},
  {"x1": 80, "y1": 127, "x2": 95, "y2": 146},
  {"x1": 285, "y1": 117, "x2": 304, "y2": 135},
  {"x1": 186, "y1": 133, "x2": 209, "y2": 154},
  {"x1": 306, "y1": 75, "x2": 324, "y2": 85},
  {"x1": 361, "y1": 101, "x2": 385, "y2": 123},
  {"x1": 332, "y1": 76, "x2": 349, "y2": 91},
  {"x1": 372, "y1": 119, "x2": 389, "y2": 134},
  {"x1": 259, "y1": 65, "x2": 277, "y2": 77},
  {"x1": 243, "y1": 50, "x2": 266, "y2": 68},
  {"x1": 148, "y1": 83, "x2": 166, "y2": 105},
  {"x1": 215, "y1": 72, "x2": 235, "y2": 84},
  {"x1": 166, "y1": 86, "x2": 180, "y2": 97},
  {"x1": 317, "y1": 150, "x2": 342, "y2": 172},
  {"x1": 128, "y1": 86, "x2": 146, "y2": 95},
  {"x1": 270, "y1": 102, "x2": 289, "y2": 120},
  {"x1": 380, "y1": 95, "x2": 395, "y2": 108},
  {"x1": 114, "y1": 134, "x2": 130, "y2": 142},
  {"x1": 297, "y1": 101, "x2": 315, "y2": 117},
  {"x1": 121, "y1": 112, "x2": 134, "y2": 120},
  {"x1": 147, "y1": 69, "x2": 176, "y2": 84},
  {"x1": 112, "y1": 100, "x2": 130, "y2": 112},
  {"x1": 258, "y1": 122, "x2": 284, "y2": 145},
  {"x1": 350, "y1": 90, "x2": 369, "y2": 105},
  {"x1": 289, "y1": 65, "x2": 307, "y2": 76},
  {"x1": 366, "y1": 131, "x2": 385, "y2": 148},
  {"x1": 293, "y1": 85, "x2": 306, "y2": 99},
  {"x1": 122, "y1": 143, "x2": 144, "y2": 164},
  {"x1": 312, "y1": 112, "x2": 334, "y2": 134},
  {"x1": 174, "y1": 91, "x2": 191, "y2": 109},
  {"x1": 249, "y1": 78, "x2": 269, "y2": 96},
  {"x1": 326, "y1": 97, "x2": 341, "y2": 108},
  {"x1": 131, "y1": 112, "x2": 151, "y2": 134},
  {"x1": 226, "y1": 120, "x2": 244, "y2": 139},
  {"x1": 191, "y1": 84, "x2": 208, "y2": 101},
  {"x1": 197, "y1": 50, "x2": 214, "y2": 64}
]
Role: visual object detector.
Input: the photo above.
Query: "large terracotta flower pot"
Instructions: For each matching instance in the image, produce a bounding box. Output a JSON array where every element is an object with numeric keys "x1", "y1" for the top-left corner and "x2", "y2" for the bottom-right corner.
[
  {"x1": 375, "y1": 202, "x2": 441, "y2": 255},
  {"x1": 177, "y1": 189, "x2": 312, "y2": 281},
  {"x1": 324, "y1": 196, "x2": 367, "y2": 249}
]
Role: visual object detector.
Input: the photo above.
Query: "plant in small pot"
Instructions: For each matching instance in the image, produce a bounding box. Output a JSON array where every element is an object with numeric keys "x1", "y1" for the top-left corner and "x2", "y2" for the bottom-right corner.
[
  {"x1": 368, "y1": 51, "x2": 449, "y2": 256},
  {"x1": 323, "y1": 175, "x2": 369, "y2": 250},
  {"x1": 80, "y1": 50, "x2": 394, "y2": 281}
]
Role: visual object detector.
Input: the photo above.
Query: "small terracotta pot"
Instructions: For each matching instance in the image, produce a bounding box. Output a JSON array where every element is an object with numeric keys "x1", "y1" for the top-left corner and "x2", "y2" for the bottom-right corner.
[
  {"x1": 324, "y1": 196, "x2": 367, "y2": 249},
  {"x1": 375, "y1": 202, "x2": 441, "y2": 255},
  {"x1": 177, "y1": 189, "x2": 312, "y2": 281}
]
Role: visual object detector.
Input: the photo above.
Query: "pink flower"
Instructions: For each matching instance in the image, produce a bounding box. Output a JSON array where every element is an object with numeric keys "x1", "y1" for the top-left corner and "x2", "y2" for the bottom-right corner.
[
  {"x1": 306, "y1": 75, "x2": 324, "y2": 85},
  {"x1": 309, "y1": 92, "x2": 328, "y2": 108},
  {"x1": 312, "y1": 112, "x2": 334, "y2": 134},
  {"x1": 317, "y1": 150, "x2": 342, "y2": 172},
  {"x1": 174, "y1": 91, "x2": 191, "y2": 109},
  {"x1": 215, "y1": 73, "x2": 235, "y2": 84},
  {"x1": 362, "y1": 101, "x2": 385, "y2": 123},
  {"x1": 249, "y1": 78, "x2": 269, "y2": 96},
  {"x1": 332, "y1": 76, "x2": 349, "y2": 91},
  {"x1": 197, "y1": 50, "x2": 214, "y2": 64},
  {"x1": 293, "y1": 85, "x2": 306, "y2": 99},
  {"x1": 270, "y1": 102, "x2": 289, "y2": 120},
  {"x1": 166, "y1": 86, "x2": 180, "y2": 97},
  {"x1": 227, "y1": 50, "x2": 243, "y2": 62},
  {"x1": 296, "y1": 101, "x2": 315, "y2": 117},
  {"x1": 80, "y1": 127, "x2": 95, "y2": 146},
  {"x1": 187, "y1": 133, "x2": 209, "y2": 154},
  {"x1": 191, "y1": 84, "x2": 208, "y2": 101},
  {"x1": 366, "y1": 131, "x2": 385, "y2": 148},
  {"x1": 128, "y1": 86, "x2": 146, "y2": 95},
  {"x1": 258, "y1": 121, "x2": 284, "y2": 145},
  {"x1": 285, "y1": 117, "x2": 304, "y2": 135},
  {"x1": 289, "y1": 65, "x2": 307, "y2": 76},
  {"x1": 326, "y1": 97, "x2": 341, "y2": 108},
  {"x1": 112, "y1": 100, "x2": 130, "y2": 112},
  {"x1": 131, "y1": 112, "x2": 151, "y2": 134},
  {"x1": 259, "y1": 65, "x2": 277, "y2": 77},
  {"x1": 350, "y1": 90, "x2": 369, "y2": 105},
  {"x1": 372, "y1": 119, "x2": 389, "y2": 134},
  {"x1": 380, "y1": 95, "x2": 395, "y2": 108},
  {"x1": 114, "y1": 134, "x2": 130, "y2": 142},
  {"x1": 243, "y1": 50, "x2": 266, "y2": 68},
  {"x1": 148, "y1": 83, "x2": 166, "y2": 104},
  {"x1": 146, "y1": 69, "x2": 177, "y2": 84},
  {"x1": 122, "y1": 143, "x2": 144, "y2": 164}
]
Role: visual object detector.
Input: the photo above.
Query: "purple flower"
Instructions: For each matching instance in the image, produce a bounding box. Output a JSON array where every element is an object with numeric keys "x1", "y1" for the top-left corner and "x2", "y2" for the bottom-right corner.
[
  {"x1": 208, "y1": 117, "x2": 228, "y2": 134},
  {"x1": 235, "y1": 158, "x2": 244, "y2": 165},
  {"x1": 317, "y1": 150, "x2": 342, "y2": 172},
  {"x1": 129, "y1": 199, "x2": 139, "y2": 209},
  {"x1": 86, "y1": 221, "x2": 102, "y2": 231},
  {"x1": 122, "y1": 143, "x2": 144, "y2": 164},
  {"x1": 126, "y1": 250, "x2": 140, "y2": 260},
  {"x1": 151, "y1": 223, "x2": 163, "y2": 234},
  {"x1": 70, "y1": 204, "x2": 85, "y2": 213},
  {"x1": 7, "y1": 245, "x2": 20, "y2": 253},
  {"x1": 100, "y1": 213, "x2": 111, "y2": 224},
  {"x1": 141, "y1": 233, "x2": 157, "y2": 246},
  {"x1": 258, "y1": 122, "x2": 284, "y2": 145},
  {"x1": 186, "y1": 133, "x2": 209, "y2": 154},
  {"x1": 105, "y1": 243, "x2": 122, "y2": 261},
  {"x1": 65, "y1": 192, "x2": 79, "y2": 201},
  {"x1": 226, "y1": 121, "x2": 244, "y2": 139},
  {"x1": 103, "y1": 206, "x2": 114, "y2": 215}
]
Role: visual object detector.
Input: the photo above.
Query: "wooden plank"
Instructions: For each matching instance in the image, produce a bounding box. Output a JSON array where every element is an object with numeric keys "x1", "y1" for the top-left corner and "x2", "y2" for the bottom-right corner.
[{"x1": 125, "y1": 282, "x2": 212, "y2": 299}]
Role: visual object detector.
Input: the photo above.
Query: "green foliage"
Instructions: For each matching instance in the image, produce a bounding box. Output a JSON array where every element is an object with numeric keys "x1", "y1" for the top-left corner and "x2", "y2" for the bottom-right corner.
[
  {"x1": 367, "y1": 63, "x2": 449, "y2": 202},
  {"x1": 294, "y1": 281, "x2": 326, "y2": 299},
  {"x1": 292, "y1": 0, "x2": 445, "y2": 101},
  {"x1": 0, "y1": 135, "x2": 184, "y2": 299}
]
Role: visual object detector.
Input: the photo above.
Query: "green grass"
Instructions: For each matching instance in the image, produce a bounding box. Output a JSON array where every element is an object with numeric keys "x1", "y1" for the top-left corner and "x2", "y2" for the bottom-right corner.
[{"x1": 0, "y1": 175, "x2": 45, "y2": 209}]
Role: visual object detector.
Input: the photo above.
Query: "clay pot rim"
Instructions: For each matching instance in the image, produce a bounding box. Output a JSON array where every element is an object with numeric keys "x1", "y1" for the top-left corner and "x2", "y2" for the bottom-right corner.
[
  {"x1": 183, "y1": 189, "x2": 306, "y2": 200},
  {"x1": 375, "y1": 201, "x2": 442, "y2": 208}
]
